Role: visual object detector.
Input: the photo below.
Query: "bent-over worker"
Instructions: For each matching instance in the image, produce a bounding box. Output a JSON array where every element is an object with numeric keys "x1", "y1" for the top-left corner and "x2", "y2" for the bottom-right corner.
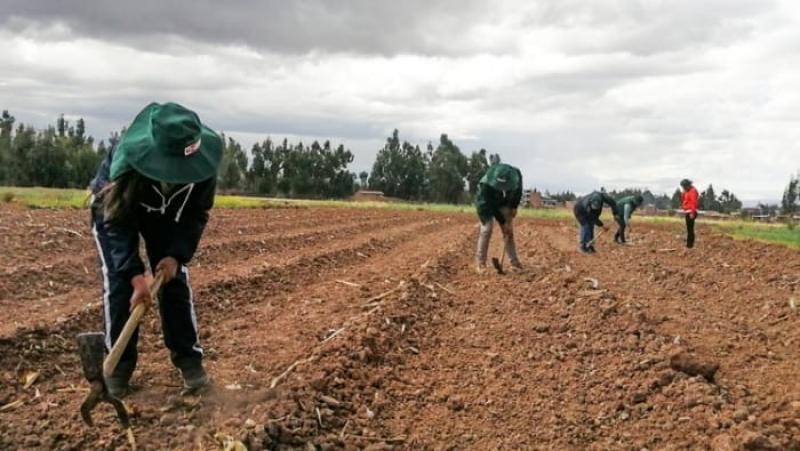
[
  {"x1": 574, "y1": 191, "x2": 617, "y2": 253},
  {"x1": 475, "y1": 163, "x2": 523, "y2": 273},
  {"x1": 613, "y1": 194, "x2": 644, "y2": 244},
  {"x1": 89, "y1": 102, "x2": 221, "y2": 397}
]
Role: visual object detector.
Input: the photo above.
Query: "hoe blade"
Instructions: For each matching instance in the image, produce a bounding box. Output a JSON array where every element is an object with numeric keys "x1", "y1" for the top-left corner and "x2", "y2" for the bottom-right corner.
[{"x1": 491, "y1": 257, "x2": 504, "y2": 274}]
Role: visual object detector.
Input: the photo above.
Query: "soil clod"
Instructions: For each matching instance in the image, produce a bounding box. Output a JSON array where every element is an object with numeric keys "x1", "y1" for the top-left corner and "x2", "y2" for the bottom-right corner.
[{"x1": 670, "y1": 352, "x2": 720, "y2": 381}]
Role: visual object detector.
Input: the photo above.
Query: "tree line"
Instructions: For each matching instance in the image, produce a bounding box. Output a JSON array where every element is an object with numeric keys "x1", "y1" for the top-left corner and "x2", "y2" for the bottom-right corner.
[
  {"x1": 606, "y1": 188, "x2": 673, "y2": 210},
  {"x1": 0, "y1": 110, "x2": 357, "y2": 199},
  {"x1": 782, "y1": 174, "x2": 799, "y2": 216},
  {"x1": 669, "y1": 185, "x2": 743, "y2": 214},
  {"x1": 0, "y1": 111, "x2": 109, "y2": 189},
  {"x1": 366, "y1": 129, "x2": 500, "y2": 204},
  {"x1": 0, "y1": 110, "x2": 793, "y2": 213},
  {"x1": 543, "y1": 190, "x2": 577, "y2": 203},
  {"x1": 541, "y1": 187, "x2": 743, "y2": 214},
  {"x1": 217, "y1": 135, "x2": 357, "y2": 198},
  {"x1": 365, "y1": 131, "x2": 752, "y2": 214}
]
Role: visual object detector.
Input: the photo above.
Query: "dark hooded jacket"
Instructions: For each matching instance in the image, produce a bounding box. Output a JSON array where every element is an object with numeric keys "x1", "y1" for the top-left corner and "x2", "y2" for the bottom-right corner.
[
  {"x1": 90, "y1": 147, "x2": 216, "y2": 281},
  {"x1": 574, "y1": 191, "x2": 617, "y2": 227}
]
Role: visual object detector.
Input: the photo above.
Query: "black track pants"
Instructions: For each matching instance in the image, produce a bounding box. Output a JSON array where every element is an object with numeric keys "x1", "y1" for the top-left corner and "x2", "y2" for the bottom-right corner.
[
  {"x1": 91, "y1": 208, "x2": 203, "y2": 379},
  {"x1": 685, "y1": 214, "x2": 696, "y2": 248}
]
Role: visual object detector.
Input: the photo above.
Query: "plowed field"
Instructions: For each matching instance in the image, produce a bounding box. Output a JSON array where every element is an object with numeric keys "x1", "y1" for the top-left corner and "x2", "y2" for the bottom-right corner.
[{"x1": 1, "y1": 204, "x2": 798, "y2": 450}]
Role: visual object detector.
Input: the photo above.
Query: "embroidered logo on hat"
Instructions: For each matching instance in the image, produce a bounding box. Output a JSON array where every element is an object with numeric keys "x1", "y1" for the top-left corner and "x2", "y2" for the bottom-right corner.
[{"x1": 184, "y1": 138, "x2": 201, "y2": 156}]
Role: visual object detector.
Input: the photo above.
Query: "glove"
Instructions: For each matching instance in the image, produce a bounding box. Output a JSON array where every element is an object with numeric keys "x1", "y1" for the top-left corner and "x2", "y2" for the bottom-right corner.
[{"x1": 129, "y1": 274, "x2": 153, "y2": 312}]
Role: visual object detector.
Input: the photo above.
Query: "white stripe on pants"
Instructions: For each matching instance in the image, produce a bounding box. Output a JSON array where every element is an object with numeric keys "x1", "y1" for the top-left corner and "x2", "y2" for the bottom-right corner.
[
  {"x1": 182, "y1": 266, "x2": 203, "y2": 355},
  {"x1": 91, "y1": 222, "x2": 113, "y2": 350}
]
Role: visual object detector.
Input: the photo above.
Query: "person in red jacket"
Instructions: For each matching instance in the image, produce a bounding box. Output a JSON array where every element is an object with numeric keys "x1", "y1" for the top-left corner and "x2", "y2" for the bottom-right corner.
[{"x1": 680, "y1": 179, "x2": 699, "y2": 248}]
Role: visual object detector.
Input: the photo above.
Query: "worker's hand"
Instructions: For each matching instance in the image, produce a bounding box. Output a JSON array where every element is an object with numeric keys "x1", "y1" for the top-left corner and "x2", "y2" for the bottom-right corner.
[
  {"x1": 156, "y1": 257, "x2": 180, "y2": 283},
  {"x1": 130, "y1": 274, "x2": 153, "y2": 312},
  {"x1": 690, "y1": 211, "x2": 698, "y2": 219},
  {"x1": 510, "y1": 208, "x2": 518, "y2": 219}
]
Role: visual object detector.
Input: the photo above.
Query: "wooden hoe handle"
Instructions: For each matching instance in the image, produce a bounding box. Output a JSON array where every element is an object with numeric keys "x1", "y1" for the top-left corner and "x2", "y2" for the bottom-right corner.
[
  {"x1": 103, "y1": 272, "x2": 166, "y2": 380},
  {"x1": 587, "y1": 226, "x2": 607, "y2": 246}
]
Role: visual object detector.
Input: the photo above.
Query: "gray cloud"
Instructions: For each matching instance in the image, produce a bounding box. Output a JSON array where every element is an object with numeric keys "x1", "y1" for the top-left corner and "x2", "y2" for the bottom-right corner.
[
  {"x1": 1, "y1": 0, "x2": 798, "y2": 201},
  {"x1": 521, "y1": 0, "x2": 773, "y2": 55},
  {"x1": 1, "y1": 0, "x2": 495, "y2": 56},
  {"x1": 4, "y1": 0, "x2": 773, "y2": 57}
]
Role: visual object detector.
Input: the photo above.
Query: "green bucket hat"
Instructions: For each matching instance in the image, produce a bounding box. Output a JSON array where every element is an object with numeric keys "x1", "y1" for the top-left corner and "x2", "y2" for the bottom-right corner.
[
  {"x1": 481, "y1": 163, "x2": 520, "y2": 192},
  {"x1": 110, "y1": 102, "x2": 222, "y2": 184}
]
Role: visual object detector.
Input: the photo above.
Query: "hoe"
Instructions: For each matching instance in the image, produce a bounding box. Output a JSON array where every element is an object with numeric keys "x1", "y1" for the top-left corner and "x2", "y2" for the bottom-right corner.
[
  {"x1": 76, "y1": 272, "x2": 165, "y2": 427},
  {"x1": 586, "y1": 226, "x2": 607, "y2": 247},
  {"x1": 491, "y1": 248, "x2": 506, "y2": 275}
]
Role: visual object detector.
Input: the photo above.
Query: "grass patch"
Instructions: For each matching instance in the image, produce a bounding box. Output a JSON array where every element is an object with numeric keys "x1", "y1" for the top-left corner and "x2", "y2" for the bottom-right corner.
[
  {"x1": 214, "y1": 195, "x2": 274, "y2": 209},
  {"x1": 252, "y1": 198, "x2": 577, "y2": 220},
  {"x1": 633, "y1": 213, "x2": 800, "y2": 248},
  {"x1": 715, "y1": 222, "x2": 800, "y2": 249},
  {"x1": 0, "y1": 186, "x2": 90, "y2": 208},
  {"x1": 0, "y1": 186, "x2": 575, "y2": 220},
  {"x1": 0, "y1": 187, "x2": 286, "y2": 210}
]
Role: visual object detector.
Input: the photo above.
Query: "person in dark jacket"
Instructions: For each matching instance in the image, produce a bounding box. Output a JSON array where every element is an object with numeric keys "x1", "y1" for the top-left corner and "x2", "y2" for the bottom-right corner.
[
  {"x1": 680, "y1": 179, "x2": 699, "y2": 248},
  {"x1": 613, "y1": 194, "x2": 644, "y2": 244},
  {"x1": 475, "y1": 163, "x2": 523, "y2": 273},
  {"x1": 89, "y1": 102, "x2": 221, "y2": 397},
  {"x1": 573, "y1": 191, "x2": 617, "y2": 253}
]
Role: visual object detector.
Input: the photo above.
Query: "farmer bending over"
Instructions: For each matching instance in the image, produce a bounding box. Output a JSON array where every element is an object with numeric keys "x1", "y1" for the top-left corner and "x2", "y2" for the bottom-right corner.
[
  {"x1": 475, "y1": 163, "x2": 523, "y2": 273},
  {"x1": 613, "y1": 194, "x2": 644, "y2": 244},
  {"x1": 89, "y1": 102, "x2": 221, "y2": 397},
  {"x1": 680, "y1": 179, "x2": 699, "y2": 248},
  {"x1": 574, "y1": 191, "x2": 617, "y2": 253}
]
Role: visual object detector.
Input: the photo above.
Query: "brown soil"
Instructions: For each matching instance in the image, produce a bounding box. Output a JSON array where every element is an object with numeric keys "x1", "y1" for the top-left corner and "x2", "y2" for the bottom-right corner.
[{"x1": 0, "y1": 204, "x2": 798, "y2": 450}]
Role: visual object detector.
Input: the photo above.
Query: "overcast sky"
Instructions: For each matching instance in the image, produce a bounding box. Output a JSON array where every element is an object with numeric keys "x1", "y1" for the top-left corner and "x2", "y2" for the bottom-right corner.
[{"x1": 2, "y1": 0, "x2": 799, "y2": 202}]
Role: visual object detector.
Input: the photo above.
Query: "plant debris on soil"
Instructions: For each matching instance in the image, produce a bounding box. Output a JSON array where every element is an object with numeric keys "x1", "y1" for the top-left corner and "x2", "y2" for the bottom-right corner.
[{"x1": 1, "y1": 203, "x2": 799, "y2": 450}]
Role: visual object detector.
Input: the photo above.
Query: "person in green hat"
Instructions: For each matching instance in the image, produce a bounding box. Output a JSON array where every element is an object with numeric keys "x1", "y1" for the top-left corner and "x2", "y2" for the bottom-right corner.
[
  {"x1": 613, "y1": 194, "x2": 644, "y2": 244},
  {"x1": 475, "y1": 163, "x2": 524, "y2": 273},
  {"x1": 89, "y1": 102, "x2": 222, "y2": 397}
]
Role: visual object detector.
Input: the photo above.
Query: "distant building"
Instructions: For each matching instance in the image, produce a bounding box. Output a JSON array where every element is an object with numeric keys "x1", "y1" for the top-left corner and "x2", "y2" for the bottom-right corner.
[
  {"x1": 740, "y1": 207, "x2": 775, "y2": 221},
  {"x1": 527, "y1": 189, "x2": 560, "y2": 208}
]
